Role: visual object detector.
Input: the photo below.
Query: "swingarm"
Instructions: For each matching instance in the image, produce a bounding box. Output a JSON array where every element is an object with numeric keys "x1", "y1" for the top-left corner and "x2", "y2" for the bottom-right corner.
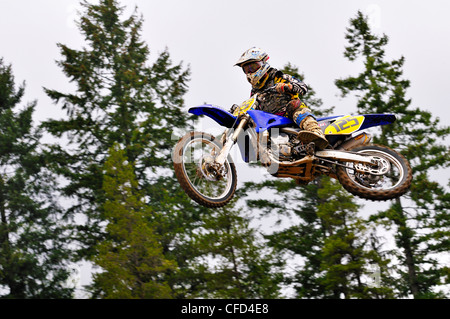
[
  {"x1": 315, "y1": 149, "x2": 386, "y2": 174},
  {"x1": 316, "y1": 150, "x2": 377, "y2": 165}
]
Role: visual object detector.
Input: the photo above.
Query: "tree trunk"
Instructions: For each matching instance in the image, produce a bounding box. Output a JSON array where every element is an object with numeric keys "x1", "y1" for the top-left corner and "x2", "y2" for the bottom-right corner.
[{"x1": 394, "y1": 198, "x2": 420, "y2": 298}]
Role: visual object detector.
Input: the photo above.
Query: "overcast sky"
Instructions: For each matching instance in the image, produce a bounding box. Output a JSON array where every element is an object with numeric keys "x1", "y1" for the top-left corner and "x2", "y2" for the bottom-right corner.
[
  {"x1": 1, "y1": 0, "x2": 448, "y2": 183},
  {"x1": 1, "y1": 0, "x2": 449, "y2": 123}
]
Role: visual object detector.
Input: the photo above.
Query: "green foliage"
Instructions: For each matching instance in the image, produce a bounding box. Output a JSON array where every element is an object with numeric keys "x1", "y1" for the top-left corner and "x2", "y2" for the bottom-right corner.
[
  {"x1": 179, "y1": 194, "x2": 284, "y2": 299},
  {"x1": 249, "y1": 177, "x2": 393, "y2": 299},
  {"x1": 243, "y1": 63, "x2": 399, "y2": 298},
  {"x1": 282, "y1": 63, "x2": 334, "y2": 117},
  {"x1": 0, "y1": 58, "x2": 73, "y2": 298},
  {"x1": 42, "y1": 0, "x2": 192, "y2": 257},
  {"x1": 89, "y1": 144, "x2": 175, "y2": 298},
  {"x1": 336, "y1": 11, "x2": 450, "y2": 298}
]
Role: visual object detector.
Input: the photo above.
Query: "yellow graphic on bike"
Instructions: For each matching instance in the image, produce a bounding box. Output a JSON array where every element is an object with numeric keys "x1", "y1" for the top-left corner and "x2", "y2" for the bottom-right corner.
[
  {"x1": 325, "y1": 115, "x2": 365, "y2": 134},
  {"x1": 233, "y1": 96, "x2": 257, "y2": 116}
]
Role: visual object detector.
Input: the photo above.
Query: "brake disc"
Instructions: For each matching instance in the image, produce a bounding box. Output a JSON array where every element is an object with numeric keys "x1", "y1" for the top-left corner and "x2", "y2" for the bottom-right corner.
[
  {"x1": 197, "y1": 155, "x2": 227, "y2": 181},
  {"x1": 354, "y1": 156, "x2": 391, "y2": 176}
]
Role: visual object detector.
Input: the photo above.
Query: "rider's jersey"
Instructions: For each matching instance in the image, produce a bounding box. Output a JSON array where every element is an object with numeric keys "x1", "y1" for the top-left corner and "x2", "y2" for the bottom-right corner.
[{"x1": 251, "y1": 68, "x2": 308, "y2": 116}]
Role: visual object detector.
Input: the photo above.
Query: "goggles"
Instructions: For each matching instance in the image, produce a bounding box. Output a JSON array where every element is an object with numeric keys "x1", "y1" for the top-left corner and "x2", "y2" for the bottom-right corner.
[{"x1": 242, "y1": 61, "x2": 263, "y2": 74}]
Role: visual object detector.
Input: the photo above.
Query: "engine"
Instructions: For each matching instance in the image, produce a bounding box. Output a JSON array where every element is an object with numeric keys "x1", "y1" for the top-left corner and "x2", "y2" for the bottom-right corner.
[{"x1": 270, "y1": 132, "x2": 292, "y2": 158}]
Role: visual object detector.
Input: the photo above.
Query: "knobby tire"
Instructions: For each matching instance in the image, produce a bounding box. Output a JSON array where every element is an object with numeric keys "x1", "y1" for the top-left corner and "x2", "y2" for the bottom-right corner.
[
  {"x1": 173, "y1": 132, "x2": 237, "y2": 208},
  {"x1": 336, "y1": 144, "x2": 412, "y2": 201}
]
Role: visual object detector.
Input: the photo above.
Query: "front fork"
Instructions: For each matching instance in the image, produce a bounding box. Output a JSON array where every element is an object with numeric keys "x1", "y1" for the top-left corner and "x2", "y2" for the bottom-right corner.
[{"x1": 214, "y1": 114, "x2": 249, "y2": 165}]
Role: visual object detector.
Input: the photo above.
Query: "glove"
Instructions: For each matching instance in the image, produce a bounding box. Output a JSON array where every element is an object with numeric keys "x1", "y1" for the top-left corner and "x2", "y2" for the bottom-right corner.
[
  {"x1": 276, "y1": 83, "x2": 293, "y2": 94},
  {"x1": 229, "y1": 104, "x2": 239, "y2": 113}
]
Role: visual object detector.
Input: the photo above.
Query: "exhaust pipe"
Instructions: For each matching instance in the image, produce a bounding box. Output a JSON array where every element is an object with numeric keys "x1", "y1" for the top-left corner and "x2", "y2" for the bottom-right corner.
[{"x1": 337, "y1": 132, "x2": 372, "y2": 151}]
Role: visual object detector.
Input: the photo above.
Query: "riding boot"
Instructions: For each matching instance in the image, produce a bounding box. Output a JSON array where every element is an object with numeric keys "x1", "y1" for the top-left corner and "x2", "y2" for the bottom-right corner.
[{"x1": 293, "y1": 111, "x2": 329, "y2": 150}]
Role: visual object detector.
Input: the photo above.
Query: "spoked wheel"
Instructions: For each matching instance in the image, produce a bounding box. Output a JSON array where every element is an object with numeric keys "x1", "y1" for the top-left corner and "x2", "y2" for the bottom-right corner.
[
  {"x1": 336, "y1": 144, "x2": 412, "y2": 201},
  {"x1": 173, "y1": 132, "x2": 237, "y2": 208}
]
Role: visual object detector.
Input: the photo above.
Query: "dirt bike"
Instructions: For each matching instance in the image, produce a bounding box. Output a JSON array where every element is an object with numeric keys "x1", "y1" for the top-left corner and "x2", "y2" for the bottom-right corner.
[{"x1": 172, "y1": 89, "x2": 412, "y2": 208}]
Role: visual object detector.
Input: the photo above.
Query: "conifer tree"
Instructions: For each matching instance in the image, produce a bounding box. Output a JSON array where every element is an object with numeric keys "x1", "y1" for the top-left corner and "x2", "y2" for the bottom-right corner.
[
  {"x1": 245, "y1": 64, "x2": 392, "y2": 298},
  {"x1": 89, "y1": 144, "x2": 175, "y2": 298},
  {"x1": 250, "y1": 177, "x2": 393, "y2": 299},
  {"x1": 335, "y1": 11, "x2": 450, "y2": 298},
  {"x1": 281, "y1": 63, "x2": 334, "y2": 117},
  {"x1": 42, "y1": 0, "x2": 194, "y2": 262},
  {"x1": 0, "y1": 58, "x2": 73, "y2": 298},
  {"x1": 181, "y1": 195, "x2": 284, "y2": 298}
]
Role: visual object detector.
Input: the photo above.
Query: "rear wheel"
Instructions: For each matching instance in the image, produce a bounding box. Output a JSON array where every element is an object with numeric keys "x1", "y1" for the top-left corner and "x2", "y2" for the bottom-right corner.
[
  {"x1": 173, "y1": 132, "x2": 237, "y2": 208},
  {"x1": 336, "y1": 144, "x2": 412, "y2": 201}
]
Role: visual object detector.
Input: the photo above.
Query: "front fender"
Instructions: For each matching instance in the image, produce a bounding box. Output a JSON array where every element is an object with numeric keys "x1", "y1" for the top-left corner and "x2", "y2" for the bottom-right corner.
[
  {"x1": 189, "y1": 105, "x2": 256, "y2": 163},
  {"x1": 189, "y1": 105, "x2": 237, "y2": 128}
]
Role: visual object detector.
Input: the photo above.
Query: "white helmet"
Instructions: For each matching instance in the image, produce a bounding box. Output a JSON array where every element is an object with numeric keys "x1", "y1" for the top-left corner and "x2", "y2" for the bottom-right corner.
[{"x1": 235, "y1": 47, "x2": 270, "y2": 88}]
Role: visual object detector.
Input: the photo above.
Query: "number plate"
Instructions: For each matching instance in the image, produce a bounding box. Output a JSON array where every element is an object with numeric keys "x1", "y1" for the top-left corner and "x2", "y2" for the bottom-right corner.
[{"x1": 324, "y1": 115, "x2": 365, "y2": 134}]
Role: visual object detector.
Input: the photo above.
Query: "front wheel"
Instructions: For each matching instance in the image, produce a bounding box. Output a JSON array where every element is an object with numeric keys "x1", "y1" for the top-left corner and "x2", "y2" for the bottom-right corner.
[
  {"x1": 336, "y1": 144, "x2": 412, "y2": 201},
  {"x1": 173, "y1": 131, "x2": 237, "y2": 208}
]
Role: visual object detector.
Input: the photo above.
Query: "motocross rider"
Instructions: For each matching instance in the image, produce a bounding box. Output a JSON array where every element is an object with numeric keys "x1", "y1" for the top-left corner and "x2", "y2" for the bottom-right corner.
[{"x1": 235, "y1": 47, "x2": 328, "y2": 150}]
